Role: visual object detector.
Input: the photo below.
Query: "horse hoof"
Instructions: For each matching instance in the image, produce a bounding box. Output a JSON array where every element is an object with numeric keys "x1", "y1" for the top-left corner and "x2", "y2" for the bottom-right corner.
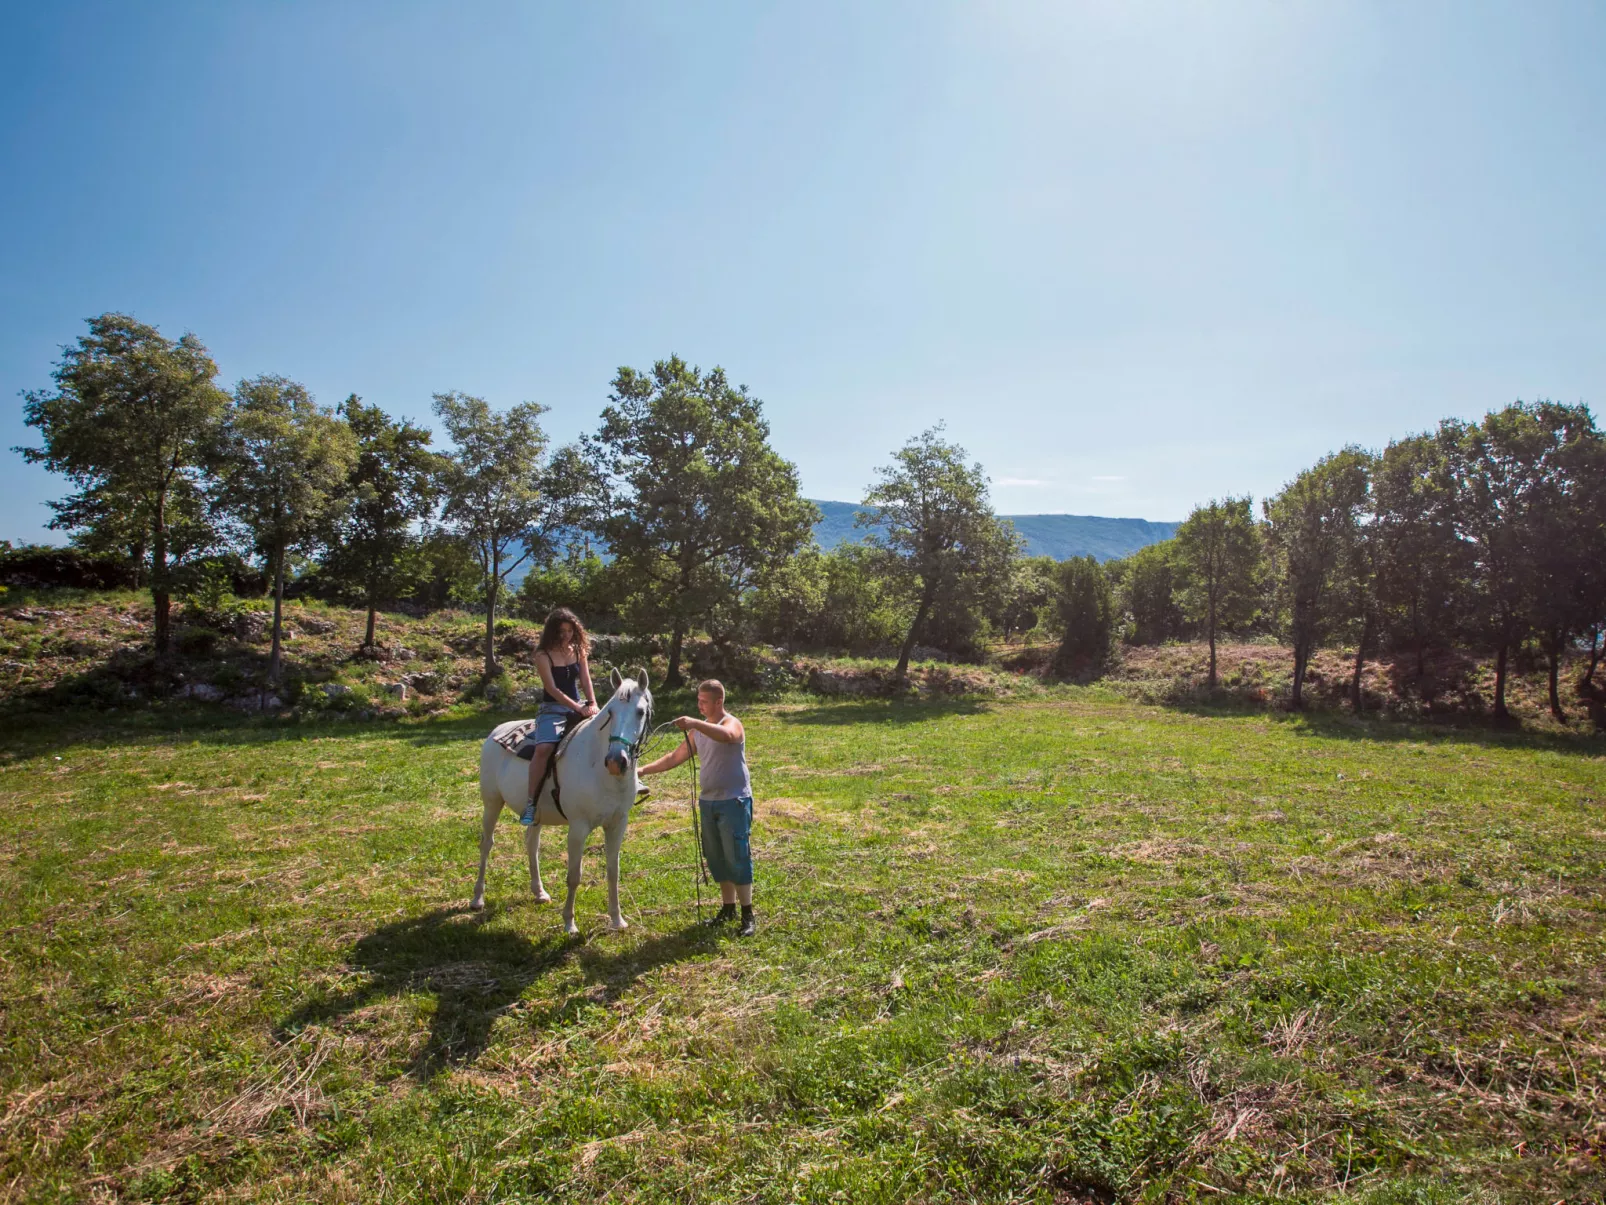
[
  {"x1": 564, "y1": 924, "x2": 581, "y2": 937},
  {"x1": 608, "y1": 918, "x2": 630, "y2": 932},
  {"x1": 531, "y1": 891, "x2": 552, "y2": 904},
  {"x1": 469, "y1": 897, "x2": 485, "y2": 911}
]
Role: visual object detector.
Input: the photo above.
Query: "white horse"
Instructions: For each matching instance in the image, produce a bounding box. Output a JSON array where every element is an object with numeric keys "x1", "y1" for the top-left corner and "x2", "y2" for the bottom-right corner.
[{"x1": 472, "y1": 669, "x2": 652, "y2": 935}]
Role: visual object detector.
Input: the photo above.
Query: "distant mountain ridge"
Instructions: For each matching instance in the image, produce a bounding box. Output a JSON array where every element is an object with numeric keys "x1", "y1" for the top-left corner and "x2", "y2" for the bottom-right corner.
[{"x1": 808, "y1": 499, "x2": 1178, "y2": 562}]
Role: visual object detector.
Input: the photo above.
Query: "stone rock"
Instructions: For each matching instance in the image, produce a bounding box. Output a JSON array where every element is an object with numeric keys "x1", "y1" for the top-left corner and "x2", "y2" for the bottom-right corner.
[
  {"x1": 404, "y1": 671, "x2": 443, "y2": 694},
  {"x1": 323, "y1": 683, "x2": 352, "y2": 698},
  {"x1": 233, "y1": 611, "x2": 270, "y2": 641},
  {"x1": 178, "y1": 682, "x2": 225, "y2": 702},
  {"x1": 384, "y1": 682, "x2": 409, "y2": 701},
  {"x1": 295, "y1": 614, "x2": 337, "y2": 635}
]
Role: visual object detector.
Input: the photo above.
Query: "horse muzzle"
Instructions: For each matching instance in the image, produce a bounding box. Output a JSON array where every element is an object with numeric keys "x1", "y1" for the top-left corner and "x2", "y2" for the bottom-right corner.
[{"x1": 604, "y1": 750, "x2": 628, "y2": 777}]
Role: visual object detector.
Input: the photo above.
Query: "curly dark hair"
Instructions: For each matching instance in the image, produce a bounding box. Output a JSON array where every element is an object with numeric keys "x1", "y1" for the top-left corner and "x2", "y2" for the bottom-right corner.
[{"x1": 537, "y1": 607, "x2": 589, "y2": 658}]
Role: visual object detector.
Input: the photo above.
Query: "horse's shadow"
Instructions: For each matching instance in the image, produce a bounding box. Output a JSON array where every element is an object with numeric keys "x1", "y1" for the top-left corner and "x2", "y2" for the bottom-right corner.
[{"x1": 278, "y1": 905, "x2": 717, "y2": 1079}]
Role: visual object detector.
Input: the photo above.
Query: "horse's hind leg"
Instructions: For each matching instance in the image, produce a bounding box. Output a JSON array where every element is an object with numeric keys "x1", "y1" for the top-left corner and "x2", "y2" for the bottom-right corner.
[
  {"x1": 471, "y1": 790, "x2": 500, "y2": 910},
  {"x1": 524, "y1": 821, "x2": 552, "y2": 904}
]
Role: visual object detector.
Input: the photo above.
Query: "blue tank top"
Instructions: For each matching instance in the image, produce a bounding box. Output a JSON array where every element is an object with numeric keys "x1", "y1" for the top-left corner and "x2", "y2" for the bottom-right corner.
[{"x1": 542, "y1": 659, "x2": 581, "y2": 707}]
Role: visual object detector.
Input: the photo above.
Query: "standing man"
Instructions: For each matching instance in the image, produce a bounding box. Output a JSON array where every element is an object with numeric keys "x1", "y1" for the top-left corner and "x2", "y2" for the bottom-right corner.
[{"x1": 640, "y1": 678, "x2": 756, "y2": 936}]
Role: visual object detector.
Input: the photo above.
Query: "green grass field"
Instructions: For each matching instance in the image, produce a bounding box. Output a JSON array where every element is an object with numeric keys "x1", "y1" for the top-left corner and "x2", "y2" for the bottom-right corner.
[{"x1": 3, "y1": 693, "x2": 1603, "y2": 1203}]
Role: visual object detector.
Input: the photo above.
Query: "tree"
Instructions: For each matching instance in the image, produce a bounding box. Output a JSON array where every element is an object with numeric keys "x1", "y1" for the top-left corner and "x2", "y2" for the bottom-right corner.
[
  {"x1": 433, "y1": 392, "x2": 580, "y2": 680},
  {"x1": 212, "y1": 376, "x2": 357, "y2": 683},
  {"x1": 585, "y1": 357, "x2": 818, "y2": 687},
  {"x1": 1052, "y1": 556, "x2": 1114, "y2": 678},
  {"x1": 860, "y1": 426, "x2": 1019, "y2": 679},
  {"x1": 988, "y1": 556, "x2": 1059, "y2": 643},
  {"x1": 1262, "y1": 449, "x2": 1371, "y2": 709},
  {"x1": 17, "y1": 313, "x2": 228, "y2": 655},
  {"x1": 320, "y1": 395, "x2": 443, "y2": 647},
  {"x1": 1108, "y1": 540, "x2": 1188, "y2": 646},
  {"x1": 1173, "y1": 497, "x2": 1261, "y2": 688},
  {"x1": 1370, "y1": 434, "x2": 1466, "y2": 688},
  {"x1": 1444, "y1": 402, "x2": 1599, "y2": 721}
]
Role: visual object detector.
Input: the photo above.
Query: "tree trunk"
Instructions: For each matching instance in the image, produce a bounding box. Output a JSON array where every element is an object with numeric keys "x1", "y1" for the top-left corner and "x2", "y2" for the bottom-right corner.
[
  {"x1": 151, "y1": 497, "x2": 170, "y2": 657},
  {"x1": 269, "y1": 550, "x2": 286, "y2": 684},
  {"x1": 1351, "y1": 616, "x2": 1371, "y2": 713},
  {"x1": 1585, "y1": 630, "x2": 1602, "y2": 689},
  {"x1": 483, "y1": 557, "x2": 499, "y2": 680},
  {"x1": 1290, "y1": 641, "x2": 1309, "y2": 709},
  {"x1": 1206, "y1": 605, "x2": 1218, "y2": 689},
  {"x1": 665, "y1": 621, "x2": 686, "y2": 688},
  {"x1": 896, "y1": 581, "x2": 937, "y2": 680},
  {"x1": 1492, "y1": 640, "x2": 1510, "y2": 721},
  {"x1": 1547, "y1": 645, "x2": 1565, "y2": 722},
  {"x1": 365, "y1": 586, "x2": 378, "y2": 649}
]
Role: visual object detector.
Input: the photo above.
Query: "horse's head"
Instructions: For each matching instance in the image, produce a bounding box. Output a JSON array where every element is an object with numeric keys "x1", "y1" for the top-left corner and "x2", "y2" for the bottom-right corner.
[{"x1": 602, "y1": 666, "x2": 653, "y2": 777}]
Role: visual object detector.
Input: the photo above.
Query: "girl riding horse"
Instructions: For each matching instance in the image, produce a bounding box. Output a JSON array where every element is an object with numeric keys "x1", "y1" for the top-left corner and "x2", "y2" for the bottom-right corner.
[{"x1": 521, "y1": 607, "x2": 598, "y2": 825}]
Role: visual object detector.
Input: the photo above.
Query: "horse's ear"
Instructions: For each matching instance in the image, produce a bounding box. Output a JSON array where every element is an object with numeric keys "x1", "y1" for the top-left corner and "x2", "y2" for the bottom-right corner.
[
  {"x1": 609, "y1": 667, "x2": 622, "y2": 690},
  {"x1": 632, "y1": 665, "x2": 650, "y2": 690}
]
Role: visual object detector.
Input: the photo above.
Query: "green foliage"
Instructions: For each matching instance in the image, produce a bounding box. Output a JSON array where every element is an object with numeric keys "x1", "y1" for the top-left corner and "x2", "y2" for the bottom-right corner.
[
  {"x1": 1370, "y1": 433, "x2": 1466, "y2": 673},
  {"x1": 212, "y1": 375, "x2": 358, "y2": 682},
  {"x1": 433, "y1": 392, "x2": 580, "y2": 678},
  {"x1": 1052, "y1": 555, "x2": 1114, "y2": 678},
  {"x1": 584, "y1": 357, "x2": 818, "y2": 685},
  {"x1": 318, "y1": 395, "x2": 443, "y2": 643},
  {"x1": 983, "y1": 555, "x2": 1059, "y2": 642},
  {"x1": 1173, "y1": 496, "x2": 1262, "y2": 686},
  {"x1": 0, "y1": 544, "x2": 139, "y2": 591},
  {"x1": 748, "y1": 541, "x2": 909, "y2": 654},
  {"x1": 15, "y1": 313, "x2": 229, "y2": 651},
  {"x1": 514, "y1": 549, "x2": 626, "y2": 629},
  {"x1": 1443, "y1": 401, "x2": 1604, "y2": 718},
  {"x1": 861, "y1": 425, "x2": 1021, "y2": 675},
  {"x1": 1263, "y1": 448, "x2": 1371, "y2": 707},
  {"x1": 1108, "y1": 539, "x2": 1188, "y2": 645},
  {"x1": 174, "y1": 560, "x2": 242, "y2": 631}
]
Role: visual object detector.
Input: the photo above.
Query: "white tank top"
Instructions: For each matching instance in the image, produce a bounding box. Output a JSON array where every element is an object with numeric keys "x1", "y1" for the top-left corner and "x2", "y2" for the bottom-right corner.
[{"x1": 692, "y1": 725, "x2": 752, "y2": 801}]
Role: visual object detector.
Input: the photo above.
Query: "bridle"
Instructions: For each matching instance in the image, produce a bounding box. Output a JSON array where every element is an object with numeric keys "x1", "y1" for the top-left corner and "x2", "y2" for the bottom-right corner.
[{"x1": 602, "y1": 682, "x2": 653, "y2": 764}]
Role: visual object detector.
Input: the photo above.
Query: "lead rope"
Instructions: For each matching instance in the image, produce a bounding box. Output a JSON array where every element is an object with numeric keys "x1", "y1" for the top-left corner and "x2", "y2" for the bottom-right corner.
[{"x1": 685, "y1": 731, "x2": 709, "y2": 923}]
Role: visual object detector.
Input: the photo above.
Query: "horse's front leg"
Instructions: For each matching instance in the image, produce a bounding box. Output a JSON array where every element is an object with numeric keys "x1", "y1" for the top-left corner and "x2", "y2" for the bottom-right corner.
[
  {"x1": 603, "y1": 816, "x2": 630, "y2": 931},
  {"x1": 471, "y1": 789, "x2": 501, "y2": 910},
  {"x1": 561, "y1": 822, "x2": 590, "y2": 937},
  {"x1": 523, "y1": 820, "x2": 552, "y2": 903}
]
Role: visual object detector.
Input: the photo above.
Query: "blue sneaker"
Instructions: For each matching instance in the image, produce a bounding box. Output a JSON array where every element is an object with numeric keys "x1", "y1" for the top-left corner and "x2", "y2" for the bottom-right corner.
[{"x1": 520, "y1": 800, "x2": 536, "y2": 827}]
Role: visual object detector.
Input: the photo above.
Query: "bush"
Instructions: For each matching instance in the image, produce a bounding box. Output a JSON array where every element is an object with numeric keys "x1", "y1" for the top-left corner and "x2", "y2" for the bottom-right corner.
[
  {"x1": 0, "y1": 545, "x2": 138, "y2": 590},
  {"x1": 1053, "y1": 556, "x2": 1114, "y2": 679},
  {"x1": 176, "y1": 562, "x2": 243, "y2": 631}
]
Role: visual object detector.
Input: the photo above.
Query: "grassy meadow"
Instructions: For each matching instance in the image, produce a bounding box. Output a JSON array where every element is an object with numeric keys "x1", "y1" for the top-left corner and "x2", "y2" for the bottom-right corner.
[{"x1": 2, "y1": 691, "x2": 1604, "y2": 1203}]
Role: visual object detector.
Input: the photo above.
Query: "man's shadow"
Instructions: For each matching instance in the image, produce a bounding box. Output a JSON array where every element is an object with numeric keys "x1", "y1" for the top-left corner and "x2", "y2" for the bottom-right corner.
[{"x1": 278, "y1": 905, "x2": 718, "y2": 1078}]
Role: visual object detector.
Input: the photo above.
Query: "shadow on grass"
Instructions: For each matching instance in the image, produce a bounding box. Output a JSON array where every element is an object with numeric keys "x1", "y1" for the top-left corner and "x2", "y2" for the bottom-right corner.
[
  {"x1": 1158, "y1": 694, "x2": 1605, "y2": 756},
  {"x1": 774, "y1": 698, "x2": 993, "y2": 727},
  {"x1": 277, "y1": 904, "x2": 717, "y2": 1079}
]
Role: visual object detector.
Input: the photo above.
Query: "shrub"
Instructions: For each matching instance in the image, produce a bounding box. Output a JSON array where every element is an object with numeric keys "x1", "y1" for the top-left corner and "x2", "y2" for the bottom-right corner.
[
  {"x1": 1053, "y1": 556, "x2": 1114, "y2": 679},
  {"x1": 175, "y1": 562, "x2": 242, "y2": 631},
  {"x1": 0, "y1": 545, "x2": 138, "y2": 590}
]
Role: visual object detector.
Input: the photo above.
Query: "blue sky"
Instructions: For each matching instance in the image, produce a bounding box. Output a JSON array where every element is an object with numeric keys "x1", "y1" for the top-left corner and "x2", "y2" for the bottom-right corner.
[{"x1": 4, "y1": 1, "x2": 1604, "y2": 544}]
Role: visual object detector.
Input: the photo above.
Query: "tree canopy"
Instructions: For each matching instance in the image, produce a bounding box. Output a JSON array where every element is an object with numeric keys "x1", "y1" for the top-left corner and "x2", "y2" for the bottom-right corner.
[
  {"x1": 585, "y1": 357, "x2": 817, "y2": 687},
  {"x1": 16, "y1": 313, "x2": 229, "y2": 653}
]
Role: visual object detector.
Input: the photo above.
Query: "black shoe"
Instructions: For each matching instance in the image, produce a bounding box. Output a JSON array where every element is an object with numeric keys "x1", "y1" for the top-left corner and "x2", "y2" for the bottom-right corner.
[
  {"x1": 706, "y1": 904, "x2": 736, "y2": 927},
  {"x1": 738, "y1": 906, "x2": 756, "y2": 937}
]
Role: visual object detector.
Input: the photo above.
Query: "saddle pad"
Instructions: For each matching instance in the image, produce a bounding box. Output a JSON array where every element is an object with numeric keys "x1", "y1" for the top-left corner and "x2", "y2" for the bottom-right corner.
[
  {"x1": 491, "y1": 719, "x2": 538, "y2": 756},
  {"x1": 490, "y1": 716, "x2": 587, "y2": 761}
]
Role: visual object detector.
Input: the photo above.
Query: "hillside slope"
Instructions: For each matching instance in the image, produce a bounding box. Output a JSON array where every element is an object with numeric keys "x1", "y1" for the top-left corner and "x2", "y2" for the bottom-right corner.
[{"x1": 809, "y1": 499, "x2": 1178, "y2": 561}]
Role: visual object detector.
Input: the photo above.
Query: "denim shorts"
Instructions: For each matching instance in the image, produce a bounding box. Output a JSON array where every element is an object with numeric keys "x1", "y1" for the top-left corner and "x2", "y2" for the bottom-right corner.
[
  {"x1": 699, "y1": 796, "x2": 754, "y2": 886},
  {"x1": 532, "y1": 701, "x2": 575, "y2": 746}
]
